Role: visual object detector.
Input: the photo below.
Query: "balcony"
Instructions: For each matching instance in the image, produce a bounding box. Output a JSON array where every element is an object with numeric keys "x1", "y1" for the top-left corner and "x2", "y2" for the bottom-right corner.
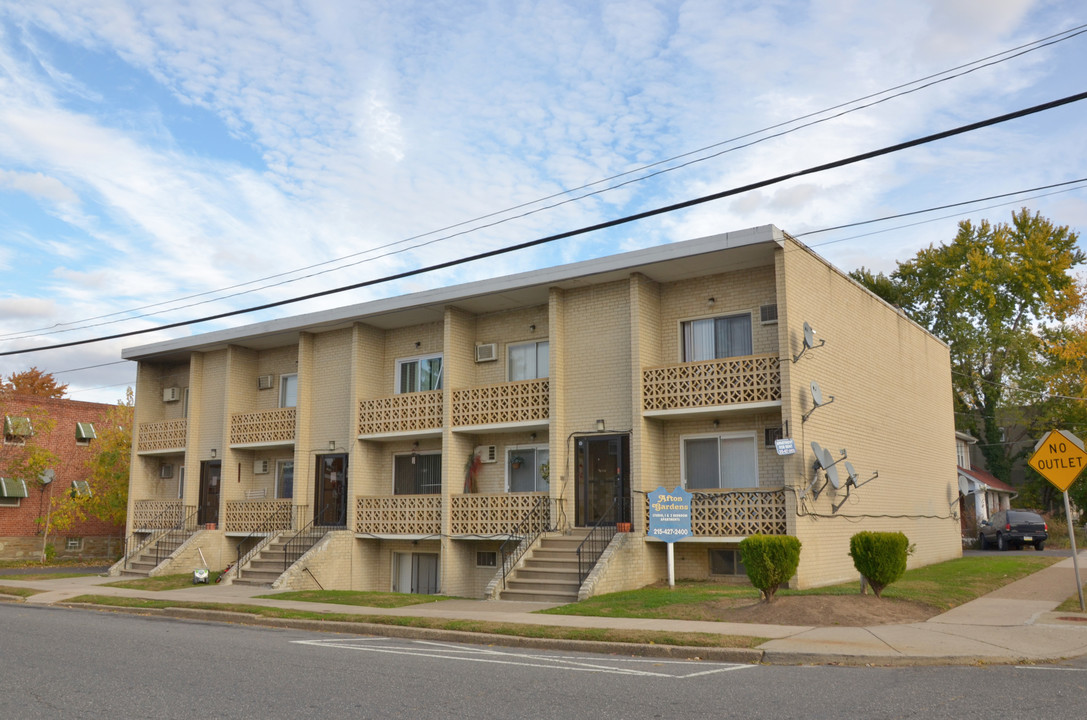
[
  {"x1": 642, "y1": 354, "x2": 781, "y2": 418},
  {"x1": 136, "y1": 419, "x2": 187, "y2": 454},
  {"x1": 355, "y1": 495, "x2": 442, "y2": 536},
  {"x1": 449, "y1": 492, "x2": 549, "y2": 536},
  {"x1": 358, "y1": 390, "x2": 443, "y2": 439},
  {"x1": 451, "y1": 378, "x2": 549, "y2": 431},
  {"x1": 132, "y1": 499, "x2": 183, "y2": 529},
  {"x1": 644, "y1": 488, "x2": 787, "y2": 538},
  {"x1": 223, "y1": 499, "x2": 296, "y2": 533},
  {"x1": 229, "y1": 407, "x2": 296, "y2": 447}
]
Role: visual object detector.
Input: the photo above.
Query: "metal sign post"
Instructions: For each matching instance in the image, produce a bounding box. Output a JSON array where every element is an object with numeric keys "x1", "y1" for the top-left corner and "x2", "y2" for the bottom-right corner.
[{"x1": 1028, "y1": 429, "x2": 1086, "y2": 612}]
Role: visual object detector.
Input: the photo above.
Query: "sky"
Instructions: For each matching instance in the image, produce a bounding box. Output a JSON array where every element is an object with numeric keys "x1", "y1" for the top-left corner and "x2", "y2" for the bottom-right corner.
[{"x1": 0, "y1": 0, "x2": 1085, "y2": 405}]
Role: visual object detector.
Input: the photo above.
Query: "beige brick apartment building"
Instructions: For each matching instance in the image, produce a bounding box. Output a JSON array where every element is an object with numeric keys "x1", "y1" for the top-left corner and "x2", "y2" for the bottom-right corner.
[{"x1": 117, "y1": 226, "x2": 961, "y2": 598}]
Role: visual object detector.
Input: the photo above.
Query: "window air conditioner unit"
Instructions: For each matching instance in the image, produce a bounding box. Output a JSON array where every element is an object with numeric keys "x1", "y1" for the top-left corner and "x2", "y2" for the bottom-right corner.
[
  {"x1": 159, "y1": 464, "x2": 175, "y2": 479},
  {"x1": 163, "y1": 387, "x2": 181, "y2": 402},
  {"x1": 760, "y1": 303, "x2": 779, "y2": 324},
  {"x1": 257, "y1": 375, "x2": 274, "y2": 390},
  {"x1": 253, "y1": 459, "x2": 270, "y2": 475},
  {"x1": 475, "y1": 343, "x2": 498, "y2": 363},
  {"x1": 475, "y1": 445, "x2": 498, "y2": 463}
]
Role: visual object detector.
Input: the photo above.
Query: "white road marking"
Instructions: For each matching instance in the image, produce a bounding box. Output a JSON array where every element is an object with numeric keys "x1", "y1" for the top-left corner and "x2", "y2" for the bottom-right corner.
[{"x1": 293, "y1": 637, "x2": 755, "y2": 678}]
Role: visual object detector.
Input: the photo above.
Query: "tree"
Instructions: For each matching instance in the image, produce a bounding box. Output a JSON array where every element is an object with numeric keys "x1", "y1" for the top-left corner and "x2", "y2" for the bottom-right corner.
[
  {"x1": 851, "y1": 209, "x2": 1084, "y2": 485},
  {"x1": 1, "y1": 367, "x2": 68, "y2": 398},
  {"x1": 49, "y1": 388, "x2": 133, "y2": 533}
]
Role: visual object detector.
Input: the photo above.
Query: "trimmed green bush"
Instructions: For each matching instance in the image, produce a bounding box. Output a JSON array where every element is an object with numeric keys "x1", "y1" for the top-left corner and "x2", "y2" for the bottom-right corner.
[
  {"x1": 738, "y1": 534, "x2": 801, "y2": 603},
  {"x1": 849, "y1": 531, "x2": 913, "y2": 598}
]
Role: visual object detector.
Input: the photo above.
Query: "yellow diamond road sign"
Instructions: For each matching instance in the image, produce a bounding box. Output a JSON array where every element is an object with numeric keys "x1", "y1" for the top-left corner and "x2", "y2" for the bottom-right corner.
[{"x1": 1029, "y1": 429, "x2": 1087, "y2": 493}]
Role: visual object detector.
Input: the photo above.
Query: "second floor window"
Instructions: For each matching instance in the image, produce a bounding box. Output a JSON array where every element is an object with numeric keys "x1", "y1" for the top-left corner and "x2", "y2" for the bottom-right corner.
[
  {"x1": 276, "y1": 460, "x2": 294, "y2": 499},
  {"x1": 280, "y1": 374, "x2": 298, "y2": 407},
  {"x1": 394, "y1": 452, "x2": 442, "y2": 494},
  {"x1": 682, "y1": 314, "x2": 752, "y2": 362},
  {"x1": 397, "y1": 355, "x2": 442, "y2": 393},
  {"x1": 683, "y1": 434, "x2": 758, "y2": 490},
  {"x1": 508, "y1": 341, "x2": 548, "y2": 381}
]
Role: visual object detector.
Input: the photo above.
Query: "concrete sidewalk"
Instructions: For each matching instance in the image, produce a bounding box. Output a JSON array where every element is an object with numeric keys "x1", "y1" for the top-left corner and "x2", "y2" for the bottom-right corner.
[{"x1": 5, "y1": 554, "x2": 1087, "y2": 666}]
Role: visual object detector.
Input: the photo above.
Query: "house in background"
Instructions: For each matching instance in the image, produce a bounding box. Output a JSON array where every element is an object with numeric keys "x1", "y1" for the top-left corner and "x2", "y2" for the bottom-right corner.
[
  {"x1": 117, "y1": 225, "x2": 961, "y2": 599},
  {"x1": 0, "y1": 394, "x2": 124, "y2": 560},
  {"x1": 957, "y1": 431, "x2": 1015, "y2": 537}
]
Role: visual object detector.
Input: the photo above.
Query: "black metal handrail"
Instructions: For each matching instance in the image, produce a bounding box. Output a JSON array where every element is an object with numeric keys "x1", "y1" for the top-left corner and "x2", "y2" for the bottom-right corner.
[
  {"x1": 122, "y1": 504, "x2": 183, "y2": 570},
  {"x1": 499, "y1": 495, "x2": 551, "y2": 589},
  {"x1": 153, "y1": 506, "x2": 200, "y2": 566},
  {"x1": 235, "y1": 503, "x2": 297, "y2": 581},
  {"x1": 576, "y1": 497, "x2": 620, "y2": 585},
  {"x1": 282, "y1": 506, "x2": 331, "y2": 573}
]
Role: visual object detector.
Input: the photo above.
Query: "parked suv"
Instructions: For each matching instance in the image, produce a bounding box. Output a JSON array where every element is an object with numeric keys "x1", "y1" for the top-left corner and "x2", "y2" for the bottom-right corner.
[{"x1": 978, "y1": 510, "x2": 1048, "y2": 551}]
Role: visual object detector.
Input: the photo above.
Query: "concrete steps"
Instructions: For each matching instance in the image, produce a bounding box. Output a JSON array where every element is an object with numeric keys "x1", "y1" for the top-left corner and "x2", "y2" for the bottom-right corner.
[
  {"x1": 500, "y1": 529, "x2": 593, "y2": 604},
  {"x1": 233, "y1": 532, "x2": 324, "y2": 587}
]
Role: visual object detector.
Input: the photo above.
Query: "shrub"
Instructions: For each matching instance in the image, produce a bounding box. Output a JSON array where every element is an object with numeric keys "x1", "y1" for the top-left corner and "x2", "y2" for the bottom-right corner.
[
  {"x1": 738, "y1": 534, "x2": 801, "y2": 603},
  {"x1": 849, "y1": 531, "x2": 913, "y2": 598}
]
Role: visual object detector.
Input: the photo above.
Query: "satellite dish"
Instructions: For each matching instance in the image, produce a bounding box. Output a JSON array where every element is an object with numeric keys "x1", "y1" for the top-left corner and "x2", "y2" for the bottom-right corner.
[
  {"x1": 792, "y1": 321, "x2": 827, "y2": 363},
  {"x1": 802, "y1": 381, "x2": 835, "y2": 422},
  {"x1": 844, "y1": 461, "x2": 859, "y2": 484},
  {"x1": 958, "y1": 475, "x2": 971, "y2": 496},
  {"x1": 820, "y1": 446, "x2": 841, "y2": 489},
  {"x1": 39, "y1": 469, "x2": 55, "y2": 485}
]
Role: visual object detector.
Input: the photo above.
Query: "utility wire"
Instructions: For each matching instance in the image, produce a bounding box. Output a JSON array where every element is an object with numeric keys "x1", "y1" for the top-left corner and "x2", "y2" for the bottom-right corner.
[
  {"x1": 4, "y1": 23, "x2": 1084, "y2": 343},
  {"x1": 3, "y1": 89, "x2": 1085, "y2": 358}
]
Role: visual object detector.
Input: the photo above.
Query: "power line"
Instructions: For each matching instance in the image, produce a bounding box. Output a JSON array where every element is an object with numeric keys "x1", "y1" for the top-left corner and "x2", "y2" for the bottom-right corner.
[
  {"x1": 3, "y1": 89, "x2": 1085, "y2": 358},
  {"x1": 4, "y1": 23, "x2": 1084, "y2": 344}
]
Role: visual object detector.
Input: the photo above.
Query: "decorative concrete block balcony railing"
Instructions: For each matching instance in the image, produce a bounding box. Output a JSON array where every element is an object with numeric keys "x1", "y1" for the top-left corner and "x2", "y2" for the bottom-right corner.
[
  {"x1": 449, "y1": 492, "x2": 549, "y2": 535},
  {"x1": 229, "y1": 407, "x2": 296, "y2": 446},
  {"x1": 356, "y1": 495, "x2": 442, "y2": 535},
  {"x1": 642, "y1": 354, "x2": 781, "y2": 413},
  {"x1": 132, "y1": 499, "x2": 184, "y2": 529},
  {"x1": 223, "y1": 498, "x2": 294, "y2": 533},
  {"x1": 451, "y1": 378, "x2": 549, "y2": 427},
  {"x1": 645, "y1": 488, "x2": 787, "y2": 536},
  {"x1": 136, "y1": 419, "x2": 188, "y2": 453},
  {"x1": 358, "y1": 390, "x2": 443, "y2": 436}
]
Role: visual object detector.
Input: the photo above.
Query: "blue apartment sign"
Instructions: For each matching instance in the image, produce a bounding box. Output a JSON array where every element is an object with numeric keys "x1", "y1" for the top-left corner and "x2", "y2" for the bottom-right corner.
[{"x1": 647, "y1": 486, "x2": 692, "y2": 542}]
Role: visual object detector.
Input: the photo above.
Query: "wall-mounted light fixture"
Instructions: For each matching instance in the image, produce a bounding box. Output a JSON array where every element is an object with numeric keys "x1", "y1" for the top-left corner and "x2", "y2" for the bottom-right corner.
[
  {"x1": 708, "y1": 297, "x2": 715, "y2": 306},
  {"x1": 529, "y1": 324, "x2": 536, "y2": 332},
  {"x1": 713, "y1": 419, "x2": 719, "y2": 429},
  {"x1": 529, "y1": 432, "x2": 537, "y2": 441},
  {"x1": 210, "y1": 448, "x2": 217, "y2": 459},
  {"x1": 595, "y1": 419, "x2": 606, "y2": 432},
  {"x1": 415, "y1": 341, "x2": 421, "y2": 348},
  {"x1": 328, "y1": 440, "x2": 336, "y2": 451}
]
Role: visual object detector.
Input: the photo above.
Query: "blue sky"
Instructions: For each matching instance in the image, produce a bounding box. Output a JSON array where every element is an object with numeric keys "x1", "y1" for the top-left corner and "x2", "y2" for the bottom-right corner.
[{"x1": 0, "y1": 0, "x2": 1085, "y2": 403}]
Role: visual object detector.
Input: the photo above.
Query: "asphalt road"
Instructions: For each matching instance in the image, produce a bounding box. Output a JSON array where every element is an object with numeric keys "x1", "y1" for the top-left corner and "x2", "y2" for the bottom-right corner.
[{"x1": 3, "y1": 603, "x2": 1087, "y2": 720}]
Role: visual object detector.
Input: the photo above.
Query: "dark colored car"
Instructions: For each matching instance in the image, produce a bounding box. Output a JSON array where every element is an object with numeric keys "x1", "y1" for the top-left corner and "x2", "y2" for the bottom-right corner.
[{"x1": 978, "y1": 509, "x2": 1048, "y2": 551}]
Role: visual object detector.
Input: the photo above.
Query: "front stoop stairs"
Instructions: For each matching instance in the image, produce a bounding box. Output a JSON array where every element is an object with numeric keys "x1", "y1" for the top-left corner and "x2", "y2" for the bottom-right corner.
[{"x1": 499, "y1": 528, "x2": 593, "y2": 603}]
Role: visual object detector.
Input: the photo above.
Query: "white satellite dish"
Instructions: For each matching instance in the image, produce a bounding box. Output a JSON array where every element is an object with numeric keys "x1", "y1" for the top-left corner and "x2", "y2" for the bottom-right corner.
[
  {"x1": 818, "y1": 446, "x2": 841, "y2": 490},
  {"x1": 39, "y1": 469, "x2": 55, "y2": 485},
  {"x1": 844, "y1": 461, "x2": 859, "y2": 485},
  {"x1": 802, "y1": 381, "x2": 835, "y2": 422},
  {"x1": 957, "y1": 475, "x2": 971, "y2": 495},
  {"x1": 792, "y1": 321, "x2": 827, "y2": 363}
]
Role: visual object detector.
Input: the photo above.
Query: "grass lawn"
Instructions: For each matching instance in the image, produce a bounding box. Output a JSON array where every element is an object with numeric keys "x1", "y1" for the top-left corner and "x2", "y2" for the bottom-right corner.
[
  {"x1": 542, "y1": 555, "x2": 1059, "y2": 619},
  {"x1": 104, "y1": 573, "x2": 223, "y2": 590},
  {"x1": 0, "y1": 572, "x2": 102, "y2": 581},
  {"x1": 0, "y1": 585, "x2": 45, "y2": 598},
  {"x1": 257, "y1": 589, "x2": 451, "y2": 608}
]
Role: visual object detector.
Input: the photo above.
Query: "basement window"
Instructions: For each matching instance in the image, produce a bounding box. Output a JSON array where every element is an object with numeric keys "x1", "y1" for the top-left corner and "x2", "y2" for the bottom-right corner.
[
  {"x1": 65, "y1": 537, "x2": 84, "y2": 551},
  {"x1": 476, "y1": 551, "x2": 497, "y2": 568},
  {"x1": 709, "y1": 548, "x2": 746, "y2": 576}
]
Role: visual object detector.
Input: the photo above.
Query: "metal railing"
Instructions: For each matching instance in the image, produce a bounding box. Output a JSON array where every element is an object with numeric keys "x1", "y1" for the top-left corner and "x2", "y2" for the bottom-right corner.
[
  {"x1": 122, "y1": 503, "x2": 184, "y2": 570},
  {"x1": 499, "y1": 495, "x2": 552, "y2": 589},
  {"x1": 576, "y1": 497, "x2": 621, "y2": 585},
  {"x1": 234, "y1": 504, "x2": 304, "y2": 582},
  {"x1": 153, "y1": 506, "x2": 201, "y2": 567},
  {"x1": 282, "y1": 507, "x2": 331, "y2": 573}
]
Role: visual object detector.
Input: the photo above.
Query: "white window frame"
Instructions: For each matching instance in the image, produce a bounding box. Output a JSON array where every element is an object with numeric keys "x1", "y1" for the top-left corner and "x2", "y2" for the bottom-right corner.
[
  {"x1": 505, "y1": 444, "x2": 550, "y2": 493},
  {"x1": 0, "y1": 498, "x2": 19, "y2": 507},
  {"x1": 507, "y1": 340, "x2": 549, "y2": 381},
  {"x1": 395, "y1": 354, "x2": 443, "y2": 394},
  {"x1": 279, "y1": 373, "x2": 298, "y2": 408},
  {"x1": 275, "y1": 459, "x2": 294, "y2": 499},
  {"x1": 680, "y1": 312, "x2": 753, "y2": 362},
  {"x1": 680, "y1": 431, "x2": 759, "y2": 490},
  {"x1": 65, "y1": 537, "x2": 84, "y2": 551},
  {"x1": 476, "y1": 550, "x2": 498, "y2": 568}
]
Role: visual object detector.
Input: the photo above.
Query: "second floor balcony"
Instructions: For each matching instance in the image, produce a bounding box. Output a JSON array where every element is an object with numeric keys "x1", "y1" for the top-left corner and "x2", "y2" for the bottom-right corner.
[
  {"x1": 642, "y1": 354, "x2": 781, "y2": 418},
  {"x1": 358, "y1": 389, "x2": 443, "y2": 439},
  {"x1": 229, "y1": 407, "x2": 296, "y2": 448},
  {"x1": 452, "y1": 378, "x2": 549, "y2": 431},
  {"x1": 136, "y1": 419, "x2": 188, "y2": 455}
]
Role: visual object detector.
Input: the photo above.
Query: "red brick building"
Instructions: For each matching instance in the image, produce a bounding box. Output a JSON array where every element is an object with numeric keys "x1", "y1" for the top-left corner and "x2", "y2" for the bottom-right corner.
[{"x1": 0, "y1": 394, "x2": 125, "y2": 560}]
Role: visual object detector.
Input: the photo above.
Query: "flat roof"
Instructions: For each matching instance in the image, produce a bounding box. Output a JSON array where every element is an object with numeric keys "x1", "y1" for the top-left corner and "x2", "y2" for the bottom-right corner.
[{"x1": 123, "y1": 225, "x2": 785, "y2": 362}]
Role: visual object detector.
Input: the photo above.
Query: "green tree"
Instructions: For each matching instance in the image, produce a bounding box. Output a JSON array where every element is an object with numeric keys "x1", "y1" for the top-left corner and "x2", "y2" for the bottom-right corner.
[
  {"x1": 851, "y1": 209, "x2": 1083, "y2": 485},
  {"x1": 2, "y1": 367, "x2": 69, "y2": 398},
  {"x1": 50, "y1": 388, "x2": 134, "y2": 533}
]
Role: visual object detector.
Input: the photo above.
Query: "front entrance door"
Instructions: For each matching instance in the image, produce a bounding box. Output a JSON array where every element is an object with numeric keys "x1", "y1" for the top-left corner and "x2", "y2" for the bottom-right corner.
[
  {"x1": 575, "y1": 434, "x2": 630, "y2": 526},
  {"x1": 314, "y1": 453, "x2": 348, "y2": 526},
  {"x1": 198, "y1": 461, "x2": 221, "y2": 526}
]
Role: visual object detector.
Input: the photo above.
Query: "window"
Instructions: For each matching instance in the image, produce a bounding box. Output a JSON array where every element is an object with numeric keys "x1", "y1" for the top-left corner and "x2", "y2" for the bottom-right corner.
[
  {"x1": 956, "y1": 440, "x2": 970, "y2": 468},
  {"x1": 0, "y1": 477, "x2": 29, "y2": 499},
  {"x1": 65, "y1": 537, "x2": 84, "y2": 552},
  {"x1": 70, "y1": 481, "x2": 92, "y2": 498},
  {"x1": 280, "y1": 374, "x2": 298, "y2": 407},
  {"x1": 396, "y1": 355, "x2": 443, "y2": 393},
  {"x1": 76, "y1": 422, "x2": 96, "y2": 445},
  {"x1": 182, "y1": 387, "x2": 190, "y2": 418},
  {"x1": 394, "y1": 452, "x2": 442, "y2": 494},
  {"x1": 178, "y1": 466, "x2": 186, "y2": 500},
  {"x1": 682, "y1": 314, "x2": 752, "y2": 361},
  {"x1": 508, "y1": 341, "x2": 549, "y2": 381},
  {"x1": 507, "y1": 446, "x2": 549, "y2": 492},
  {"x1": 3, "y1": 415, "x2": 32, "y2": 445},
  {"x1": 276, "y1": 460, "x2": 294, "y2": 499},
  {"x1": 710, "y1": 548, "x2": 746, "y2": 576},
  {"x1": 476, "y1": 551, "x2": 497, "y2": 568},
  {"x1": 683, "y1": 434, "x2": 758, "y2": 489}
]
